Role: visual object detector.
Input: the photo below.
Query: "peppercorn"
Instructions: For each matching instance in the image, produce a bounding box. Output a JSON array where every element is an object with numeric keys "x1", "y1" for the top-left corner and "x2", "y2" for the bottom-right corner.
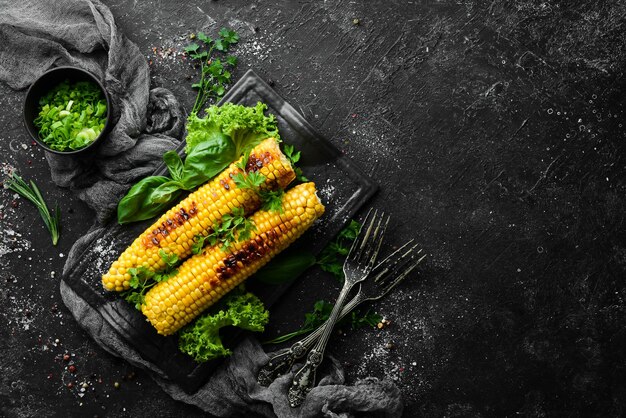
[
  {"x1": 67, "y1": 382, "x2": 74, "y2": 389},
  {"x1": 68, "y1": 365, "x2": 77, "y2": 373},
  {"x1": 63, "y1": 354, "x2": 71, "y2": 362}
]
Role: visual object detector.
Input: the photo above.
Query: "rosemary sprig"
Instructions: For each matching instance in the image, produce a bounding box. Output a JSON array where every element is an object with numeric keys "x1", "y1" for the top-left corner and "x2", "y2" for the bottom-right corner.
[{"x1": 4, "y1": 172, "x2": 61, "y2": 245}]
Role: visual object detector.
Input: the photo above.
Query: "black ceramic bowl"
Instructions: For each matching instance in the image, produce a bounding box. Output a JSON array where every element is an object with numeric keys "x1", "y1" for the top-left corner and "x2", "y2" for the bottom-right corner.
[{"x1": 23, "y1": 66, "x2": 112, "y2": 155}]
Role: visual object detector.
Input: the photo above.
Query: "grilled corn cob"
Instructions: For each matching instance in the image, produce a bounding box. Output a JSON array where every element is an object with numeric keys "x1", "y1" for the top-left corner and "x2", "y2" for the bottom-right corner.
[
  {"x1": 141, "y1": 182, "x2": 325, "y2": 335},
  {"x1": 102, "y1": 138, "x2": 295, "y2": 292}
]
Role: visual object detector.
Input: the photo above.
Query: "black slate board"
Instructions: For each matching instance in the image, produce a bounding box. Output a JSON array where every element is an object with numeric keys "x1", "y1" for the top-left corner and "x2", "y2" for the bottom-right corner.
[{"x1": 62, "y1": 69, "x2": 377, "y2": 393}]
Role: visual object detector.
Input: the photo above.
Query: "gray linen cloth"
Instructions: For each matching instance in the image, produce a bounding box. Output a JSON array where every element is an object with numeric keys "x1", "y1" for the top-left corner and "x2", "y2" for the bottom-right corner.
[
  {"x1": 0, "y1": 1, "x2": 403, "y2": 416},
  {"x1": 0, "y1": 0, "x2": 185, "y2": 224}
]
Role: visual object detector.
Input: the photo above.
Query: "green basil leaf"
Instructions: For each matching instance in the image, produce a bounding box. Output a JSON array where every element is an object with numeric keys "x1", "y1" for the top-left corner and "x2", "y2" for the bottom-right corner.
[
  {"x1": 180, "y1": 133, "x2": 236, "y2": 189},
  {"x1": 253, "y1": 250, "x2": 316, "y2": 285},
  {"x1": 163, "y1": 151, "x2": 184, "y2": 181},
  {"x1": 151, "y1": 180, "x2": 184, "y2": 204},
  {"x1": 117, "y1": 176, "x2": 183, "y2": 224}
]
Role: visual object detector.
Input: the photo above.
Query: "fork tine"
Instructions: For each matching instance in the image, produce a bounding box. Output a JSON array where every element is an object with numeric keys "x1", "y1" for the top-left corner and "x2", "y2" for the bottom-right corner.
[
  {"x1": 357, "y1": 209, "x2": 380, "y2": 259},
  {"x1": 371, "y1": 240, "x2": 420, "y2": 281},
  {"x1": 346, "y1": 208, "x2": 374, "y2": 262},
  {"x1": 376, "y1": 253, "x2": 426, "y2": 296},
  {"x1": 375, "y1": 247, "x2": 424, "y2": 285},
  {"x1": 357, "y1": 211, "x2": 382, "y2": 263},
  {"x1": 355, "y1": 211, "x2": 386, "y2": 273},
  {"x1": 372, "y1": 239, "x2": 415, "y2": 268},
  {"x1": 364, "y1": 214, "x2": 389, "y2": 269}
]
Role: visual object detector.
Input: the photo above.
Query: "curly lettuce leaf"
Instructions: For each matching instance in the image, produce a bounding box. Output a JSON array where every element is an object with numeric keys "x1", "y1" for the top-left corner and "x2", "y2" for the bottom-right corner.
[
  {"x1": 178, "y1": 292, "x2": 269, "y2": 362},
  {"x1": 186, "y1": 102, "x2": 280, "y2": 156}
]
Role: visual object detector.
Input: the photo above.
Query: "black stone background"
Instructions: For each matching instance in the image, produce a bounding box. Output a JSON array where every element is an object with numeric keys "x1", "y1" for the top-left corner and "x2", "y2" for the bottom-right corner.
[{"x1": 1, "y1": 1, "x2": 625, "y2": 417}]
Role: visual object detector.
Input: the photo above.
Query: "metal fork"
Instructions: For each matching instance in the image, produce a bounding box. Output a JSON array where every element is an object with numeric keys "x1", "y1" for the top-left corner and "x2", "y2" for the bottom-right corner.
[
  {"x1": 287, "y1": 209, "x2": 389, "y2": 407},
  {"x1": 257, "y1": 240, "x2": 425, "y2": 387}
]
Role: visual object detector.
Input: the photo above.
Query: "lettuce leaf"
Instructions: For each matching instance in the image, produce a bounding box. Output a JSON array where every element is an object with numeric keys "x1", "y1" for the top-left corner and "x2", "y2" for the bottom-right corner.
[
  {"x1": 186, "y1": 102, "x2": 280, "y2": 155},
  {"x1": 178, "y1": 292, "x2": 270, "y2": 362}
]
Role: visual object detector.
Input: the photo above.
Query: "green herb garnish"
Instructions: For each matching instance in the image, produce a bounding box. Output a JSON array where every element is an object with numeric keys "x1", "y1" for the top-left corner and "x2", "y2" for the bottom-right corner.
[
  {"x1": 233, "y1": 170, "x2": 286, "y2": 213},
  {"x1": 232, "y1": 150, "x2": 289, "y2": 213},
  {"x1": 121, "y1": 250, "x2": 180, "y2": 309},
  {"x1": 233, "y1": 171, "x2": 266, "y2": 190},
  {"x1": 235, "y1": 150, "x2": 251, "y2": 172},
  {"x1": 4, "y1": 172, "x2": 60, "y2": 245},
  {"x1": 34, "y1": 80, "x2": 107, "y2": 151},
  {"x1": 185, "y1": 28, "x2": 240, "y2": 115},
  {"x1": 178, "y1": 290, "x2": 269, "y2": 362},
  {"x1": 259, "y1": 189, "x2": 285, "y2": 212},
  {"x1": 264, "y1": 300, "x2": 382, "y2": 345},
  {"x1": 283, "y1": 144, "x2": 308, "y2": 182},
  {"x1": 316, "y1": 220, "x2": 361, "y2": 282},
  {"x1": 191, "y1": 207, "x2": 255, "y2": 253}
]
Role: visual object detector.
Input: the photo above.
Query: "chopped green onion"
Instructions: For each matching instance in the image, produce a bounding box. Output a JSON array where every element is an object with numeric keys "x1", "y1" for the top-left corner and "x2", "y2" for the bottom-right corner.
[{"x1": 34, "y1": 80, "x2": 107, "y2": 151}]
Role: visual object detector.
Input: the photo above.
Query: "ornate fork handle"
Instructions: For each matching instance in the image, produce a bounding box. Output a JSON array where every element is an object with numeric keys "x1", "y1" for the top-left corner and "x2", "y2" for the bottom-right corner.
[
  {"x1": 287, "y1": 210, "x2": 388, "y2": 407},
  {"x1": 288, "y1": 284, "x2": 354, "y2": 407},
  {"x1": 257, "y1": 341, "x2": 306, "y2": 386},
  {"x1": 257, "y1": 296, "x2": 363, "y2": 386}
]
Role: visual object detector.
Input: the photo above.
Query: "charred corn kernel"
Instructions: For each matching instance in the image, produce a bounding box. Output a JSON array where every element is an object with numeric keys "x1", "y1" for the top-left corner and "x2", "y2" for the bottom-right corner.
[
  {"x1": 102, "y1": 138, "x2": 295, "y2": 292},
  {"x1": 142, "y1": 183, "x2": 325, "y2": 335}
]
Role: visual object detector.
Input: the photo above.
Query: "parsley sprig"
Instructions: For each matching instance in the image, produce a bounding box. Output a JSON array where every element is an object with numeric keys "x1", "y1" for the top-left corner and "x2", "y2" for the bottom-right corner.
[
  {"x1": 258, "y1": 189, "x2": 285, "y2": 212},
  {"x1": 233, "y1": 156, "x2": 285, "y2": 212},
  {"x1": 121, "y1": 250, "x2": 180, "y2": 310},
  {"x1": 233, "y1": 171, "x2": 265, "y2": 190},
  {"x1": 283, "y1": 144, "x2": 308, "y2": 182},
  {"x1": 4, "y1": 172, "x2": 60, "y2": 246},
  {"x1": 192, "y1": 207, "x2": 256, "y2": 253},
  {"x1": 184, "y1": 28, "x2": 240, "y2": 115},
  {"x1": 264, "y1": 300, "x2": 382, "y2": 344}
]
